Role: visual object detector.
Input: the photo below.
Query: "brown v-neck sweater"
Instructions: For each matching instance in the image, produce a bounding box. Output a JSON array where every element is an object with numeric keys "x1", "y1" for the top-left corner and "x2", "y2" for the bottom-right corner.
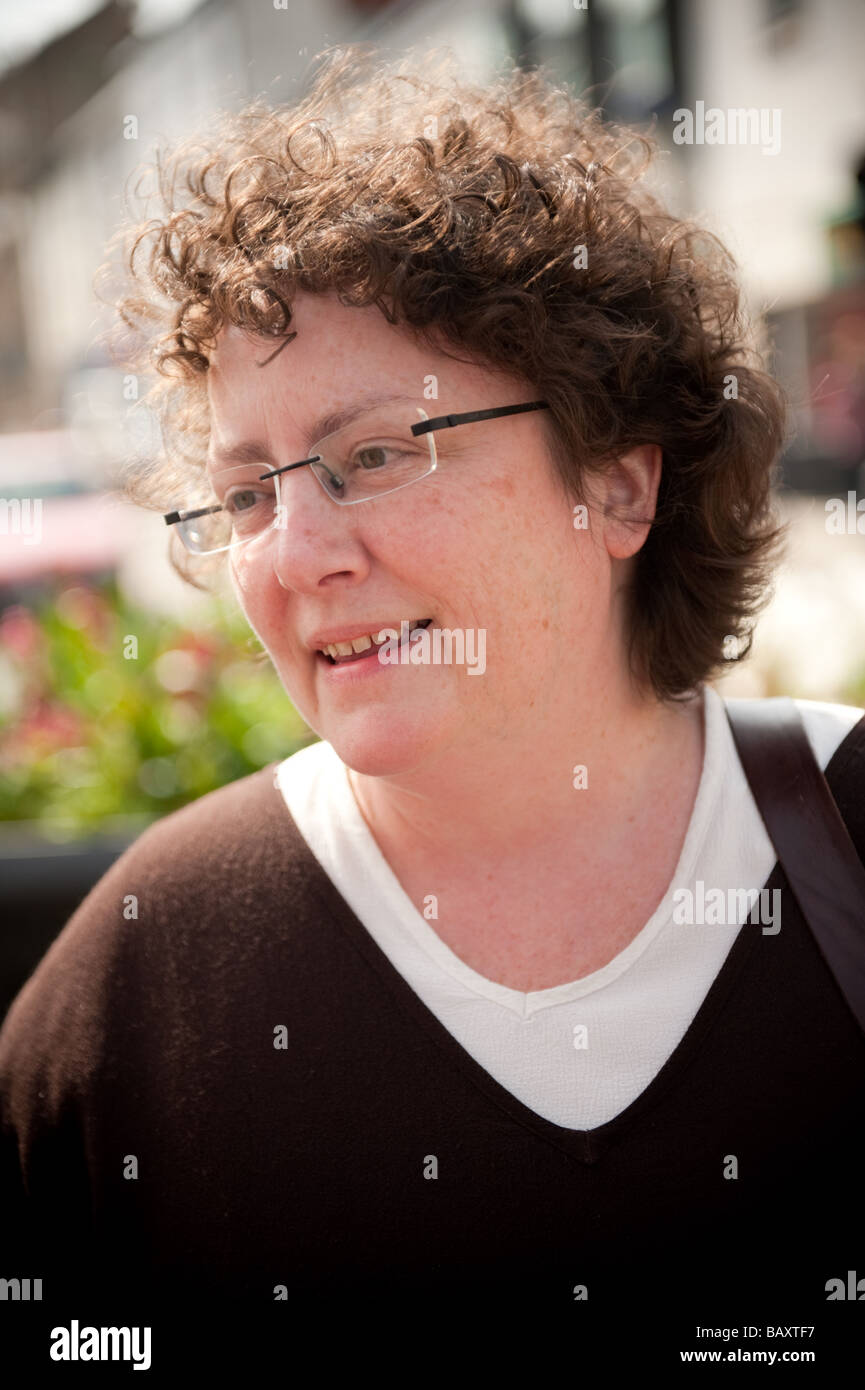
[{"x1": 2, "y1": 720, "x2": 865, "y2": 1367}]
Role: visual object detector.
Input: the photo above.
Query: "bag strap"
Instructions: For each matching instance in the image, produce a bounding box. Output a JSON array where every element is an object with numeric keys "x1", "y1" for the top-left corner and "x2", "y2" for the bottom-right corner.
[{"x1": 724, "y1": 695, "x2": 865, "y2": 1033}]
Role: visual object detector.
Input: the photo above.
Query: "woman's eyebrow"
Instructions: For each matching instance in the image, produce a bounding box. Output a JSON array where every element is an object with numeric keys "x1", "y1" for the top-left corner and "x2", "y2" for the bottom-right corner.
[
  {"x1": 210, "y1": 440, "x2": 278, "y2": 468},
  {"x1": 210, "y1": 390, "x2": 418, "y2": 467}
]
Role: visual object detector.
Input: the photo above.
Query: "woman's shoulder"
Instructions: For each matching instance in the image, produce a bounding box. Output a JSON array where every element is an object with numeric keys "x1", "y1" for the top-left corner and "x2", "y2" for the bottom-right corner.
[
  {"x1": 103, "y1": 754, "x2": 325, "y2": 884},
  {"x1": 0, "y1": 765, "x2": 311, "y2": 1076},
  {"x1": 789, "y1": 696, "x2": 865, "y2": 771},
  {"x1": 130, "y1": 759, "x2": 291, "y2": 866},
  {"x1": 725, "y1": 695, "x2": 865, "y2": 833}
]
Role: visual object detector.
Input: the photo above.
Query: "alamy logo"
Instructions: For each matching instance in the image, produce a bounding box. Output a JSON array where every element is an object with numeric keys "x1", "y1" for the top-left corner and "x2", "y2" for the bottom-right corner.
[
  {"x1": 0, "y1": 497, "x2": 42, "y2": 544},
  {"x1": 0, "y1": 1276, "x2": 42, "y2": 1300},
  {"x1": 376, "y1": 622, "x2": 486, "y2": 675},
  {"x1": 824, "y1": 492, "x2": 865, "y2": 534},
  {"x1": 49, "y1": 1320, "x2": 151, "y2": 1370},
  {"x1": 672, "y1": 102, "x2": 781, "y2": 156},
  {"x1": 825, "y1": 1270, "x2": 865, "y2": 1299},
  {"x1": 672, "y1": 881, "x2": 781, "y2": 934}
]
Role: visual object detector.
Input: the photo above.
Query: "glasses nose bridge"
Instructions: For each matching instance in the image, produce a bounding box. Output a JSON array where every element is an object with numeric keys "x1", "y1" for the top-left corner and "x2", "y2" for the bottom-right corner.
[
  {"x1": 247, "y1": 406, "x2": 436, "y2": 551},
  {"x1": 271, "y1": 447, "x2": 342, "y2": 518},
  {"x1": 264, "y1": 455, "x2": 357, "y2": 565}
]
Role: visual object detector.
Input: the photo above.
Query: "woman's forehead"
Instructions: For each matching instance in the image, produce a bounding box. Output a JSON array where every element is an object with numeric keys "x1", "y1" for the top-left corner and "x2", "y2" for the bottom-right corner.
[
  {"x1": 208, "y1": 294, "x2": 522, "y2": 392},
  {"x1": 210, "y1": 294, "x2": 407, "y2": 369}
]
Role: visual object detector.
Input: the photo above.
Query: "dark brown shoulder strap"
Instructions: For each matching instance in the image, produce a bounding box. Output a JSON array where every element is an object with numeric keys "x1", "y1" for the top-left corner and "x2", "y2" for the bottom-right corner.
[{"x1": 725, "y1": 695, "x2": 865, "y2": 1033}]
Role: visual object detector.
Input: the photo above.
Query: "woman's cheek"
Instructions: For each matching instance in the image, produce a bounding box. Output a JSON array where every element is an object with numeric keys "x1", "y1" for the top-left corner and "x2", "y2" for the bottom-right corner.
[
  {"x1": 230, "y1": 554, "x2": 271, "y2": 623},
  {"x1": 227, "y1": 561, "x2": 278, "y2": 665}
]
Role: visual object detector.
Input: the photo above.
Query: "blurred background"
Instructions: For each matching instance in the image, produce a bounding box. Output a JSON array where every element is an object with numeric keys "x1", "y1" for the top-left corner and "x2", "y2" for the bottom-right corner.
[{"x1": 1, "y1": 0, "x2": 864, "y2": 1015}]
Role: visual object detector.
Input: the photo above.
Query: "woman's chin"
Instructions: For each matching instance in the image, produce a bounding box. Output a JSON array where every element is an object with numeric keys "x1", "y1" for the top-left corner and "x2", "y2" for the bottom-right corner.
[{"x1": 324, "y1": 713, "x2": 444, "y2": 777}]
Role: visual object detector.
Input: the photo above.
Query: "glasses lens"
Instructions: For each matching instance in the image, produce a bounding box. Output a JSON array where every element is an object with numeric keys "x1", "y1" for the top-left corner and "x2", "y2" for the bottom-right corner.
[
  {"x1": 308, "y1": 407, "x2": 435, "y2": 503},
  {"x1": 175, "y1": 506, "x2": 230, "y2": 554},
  {"x1": 175, "y1": 467, "x2": 279, "y2": 554},
  {"x1": 170, "y1": 408, "x2": 434, "y2": 551}
]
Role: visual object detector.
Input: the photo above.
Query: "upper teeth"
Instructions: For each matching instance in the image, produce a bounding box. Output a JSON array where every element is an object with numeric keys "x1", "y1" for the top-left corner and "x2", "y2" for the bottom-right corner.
[{"x1": 321, "y1": 619, "x2": 429, "y2": 659}]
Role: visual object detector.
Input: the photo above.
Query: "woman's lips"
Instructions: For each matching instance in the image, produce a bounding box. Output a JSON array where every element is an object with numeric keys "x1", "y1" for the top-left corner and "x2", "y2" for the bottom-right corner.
[
  {"x1": 325, "y1": 644, "x2": 382, "y2": 666},
  {"x1": 321, "y1": 618, "x2": 432, "y2": 666}
]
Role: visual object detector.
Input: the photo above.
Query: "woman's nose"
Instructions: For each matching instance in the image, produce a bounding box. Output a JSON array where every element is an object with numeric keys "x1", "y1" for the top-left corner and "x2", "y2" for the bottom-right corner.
[{"x1": 268, "y1": 469, "x2": 367, "y2": 591}]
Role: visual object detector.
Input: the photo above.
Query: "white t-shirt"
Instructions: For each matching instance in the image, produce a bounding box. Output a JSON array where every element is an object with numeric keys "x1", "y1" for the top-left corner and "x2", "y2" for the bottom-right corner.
[{"x1": 274, "y1": 685, "x2": 863, "y2": 1130}]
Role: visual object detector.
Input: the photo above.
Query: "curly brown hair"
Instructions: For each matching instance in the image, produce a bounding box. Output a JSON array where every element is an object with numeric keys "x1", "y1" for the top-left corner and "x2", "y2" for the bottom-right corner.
[{"x1": 99, "y1": 41, "x2": 788, "y2": 702}]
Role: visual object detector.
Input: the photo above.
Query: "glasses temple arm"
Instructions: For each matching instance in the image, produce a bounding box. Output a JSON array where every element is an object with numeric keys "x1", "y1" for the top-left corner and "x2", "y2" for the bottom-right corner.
[
  {"x1": 163, "y1": 503, "x2": 223, "y2": 527},
  {"x1": 411, "y1": 400, "x2": 550, "y2": 437}
]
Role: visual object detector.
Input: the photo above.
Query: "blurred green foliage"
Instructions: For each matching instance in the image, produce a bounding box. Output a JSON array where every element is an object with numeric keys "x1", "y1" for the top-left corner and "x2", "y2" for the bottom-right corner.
[
  {"x1": 2, "y1": 575, "x2": 864, "y2": 842},
  {"x1": 0, "y1": 577, "x2": 314, "y2": 838}
]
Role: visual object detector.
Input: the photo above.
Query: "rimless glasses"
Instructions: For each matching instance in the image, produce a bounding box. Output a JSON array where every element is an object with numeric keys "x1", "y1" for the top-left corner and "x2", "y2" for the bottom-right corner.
[{"x1": 162, "y1": 398, "x2": 551, "y2": 556}]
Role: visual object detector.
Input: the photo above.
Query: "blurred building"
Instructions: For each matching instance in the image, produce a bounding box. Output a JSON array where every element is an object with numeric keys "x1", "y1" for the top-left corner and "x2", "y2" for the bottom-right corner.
[
  {"x1": 0, "y1": 0, "x2": 862, "y2": 631},
  {"x1": 1, "y1": 0, "x2": 863, "y2": 471}
]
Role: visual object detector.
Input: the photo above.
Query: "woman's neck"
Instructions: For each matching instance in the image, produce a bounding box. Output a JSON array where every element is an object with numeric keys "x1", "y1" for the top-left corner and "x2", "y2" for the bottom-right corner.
[{"x1": 347, "y1": 682, "x2": 706, "y2": 876}]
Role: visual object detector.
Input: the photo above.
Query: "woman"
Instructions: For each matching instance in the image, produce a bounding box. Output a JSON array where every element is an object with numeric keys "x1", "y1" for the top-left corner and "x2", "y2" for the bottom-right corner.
[{"x1": 2, "y1": 44, "x2": 864, "y2": 1368}]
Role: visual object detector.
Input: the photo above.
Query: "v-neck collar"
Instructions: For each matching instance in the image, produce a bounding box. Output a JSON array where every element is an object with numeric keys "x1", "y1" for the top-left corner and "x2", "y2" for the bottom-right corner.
[
  {"x1": 333, "y1": 684, "x2": 722, "y2": 1016},
  {"x1": 266, "y1": 771, "x2": 770, "y2": 1166},
  {"x1": 265, "y1": 705, "x2": 862, "y2": 1165}
]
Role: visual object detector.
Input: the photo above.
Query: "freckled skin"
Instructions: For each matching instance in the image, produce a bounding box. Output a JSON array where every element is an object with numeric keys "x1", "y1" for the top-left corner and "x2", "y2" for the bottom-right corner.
[
  {"x1": 207, "y1": 289, "x2": 704, "y2": 988},
  {"x1": 208, "y1": 290, "x2": 617, "y2": 780}
]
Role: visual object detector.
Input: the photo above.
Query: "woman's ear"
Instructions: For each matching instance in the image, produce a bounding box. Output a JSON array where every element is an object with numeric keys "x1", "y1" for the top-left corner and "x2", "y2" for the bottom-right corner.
[{"x1": 593, "y1": 444, "x2": 662, "y2": 560}]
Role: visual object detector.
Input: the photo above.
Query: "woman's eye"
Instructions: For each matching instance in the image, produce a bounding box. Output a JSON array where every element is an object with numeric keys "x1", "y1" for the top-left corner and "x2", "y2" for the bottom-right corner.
[
  {"x1": 225, "y1": 488, "x2": 262, "y2": 513},
  {"x1": 355, "y1": 444, "x2": 391, "y2": 472}
]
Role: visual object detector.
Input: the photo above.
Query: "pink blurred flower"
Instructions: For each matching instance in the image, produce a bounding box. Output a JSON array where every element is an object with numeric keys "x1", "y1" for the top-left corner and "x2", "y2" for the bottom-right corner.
[
  {"x1": 171, "y1": 631, "x2": 222, "y2": 665},
  {"x1": 54, "y1": 585, "x2": 114, "y2": 646},
  {"x1": 9, "y1": 701, "x2": 86, "y2": 756},
  {"x1": 0, "y1": 606, "x2": 43, "y2": 663}
]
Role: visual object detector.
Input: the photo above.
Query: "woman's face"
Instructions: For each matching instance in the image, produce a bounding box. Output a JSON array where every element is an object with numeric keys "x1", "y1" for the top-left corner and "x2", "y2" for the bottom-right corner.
[{"x1": 206, "y1": 291, "x2": 624, "y2": 776}]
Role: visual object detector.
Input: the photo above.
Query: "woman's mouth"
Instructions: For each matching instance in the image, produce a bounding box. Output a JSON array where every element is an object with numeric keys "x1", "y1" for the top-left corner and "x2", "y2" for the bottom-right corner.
[{"x1": 318, "y1": 618, "x2": 432, "y2": 667}]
